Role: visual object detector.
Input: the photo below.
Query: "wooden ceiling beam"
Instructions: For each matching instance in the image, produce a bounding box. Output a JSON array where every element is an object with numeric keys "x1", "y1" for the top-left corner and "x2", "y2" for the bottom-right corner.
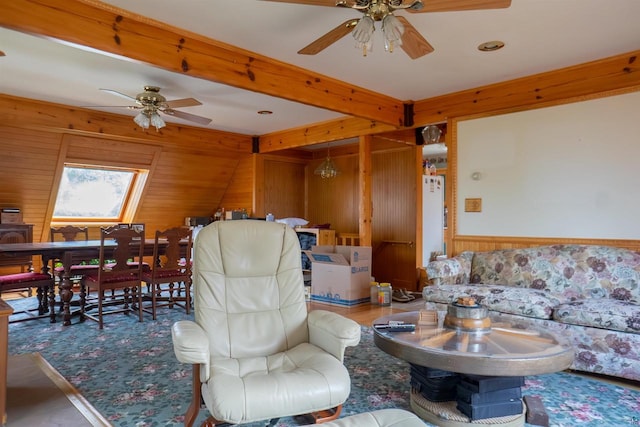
[
  {"x1": 259, "y1": 49, "x2": 640, "y2": 152},
  {"x1": 259, "y1": 117, "x2": 399, "y2": 151},
  {"x1": 412, "y1": 50, "x2": 640, "y2": 125},
  {"x1": 0, "y1": 0, "x2": 405, "y2": 127}
]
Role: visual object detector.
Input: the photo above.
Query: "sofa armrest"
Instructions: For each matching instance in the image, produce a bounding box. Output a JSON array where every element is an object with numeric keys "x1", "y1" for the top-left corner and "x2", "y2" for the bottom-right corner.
[
  {"x1": 308, "y1": 309, "x2": 361, "y2": 362},
  {"x1": 425, "y1": 251, "x2": 474, "y2": 286},
  {"x1": 171, "y1": 320, "x2": 211, "y2": 380}
]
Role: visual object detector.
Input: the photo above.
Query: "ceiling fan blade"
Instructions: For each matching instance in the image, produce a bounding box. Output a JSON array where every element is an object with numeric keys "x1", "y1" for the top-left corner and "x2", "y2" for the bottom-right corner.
[
  {"x1": 164, "y1": 97, "x2": 202, "y2": 109},
  {"x1": 397, "y1": 16, "x2": 434, "y2": 59},
  {"x1": 162, "y1": 109, "x2": 212, "y2": 125},
  {"x1": 259, "y1": 0, "x2": 337, "y2": 6},
  {"x1": 80, "y1": 105, "x2": 139, "y2": 109},
  {"x1": 99, "y1": 88, "x2": 137, "y2": 102},
  {"x1": 408, "y1": 0, "x2": 511, "y2": 13},
  {"x1": 298, "y1": 19, "x2": 359, "y2": 55}
]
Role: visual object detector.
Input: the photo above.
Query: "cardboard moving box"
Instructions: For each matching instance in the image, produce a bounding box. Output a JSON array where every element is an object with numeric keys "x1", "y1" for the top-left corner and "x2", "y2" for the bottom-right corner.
[{"x1": 305, "y1": 245, "x2": 372, "y2": 306}]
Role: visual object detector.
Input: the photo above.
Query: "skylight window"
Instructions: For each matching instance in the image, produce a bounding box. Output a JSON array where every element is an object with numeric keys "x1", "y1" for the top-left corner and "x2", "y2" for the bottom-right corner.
[{"x1": 53, "y1": 165, "x2": 139, "y2": 222}]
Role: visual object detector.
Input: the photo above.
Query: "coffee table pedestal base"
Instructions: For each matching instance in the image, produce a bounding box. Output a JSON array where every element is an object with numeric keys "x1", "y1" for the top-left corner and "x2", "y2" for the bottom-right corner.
[{"x1": 409, "y1": 389, "x2": 525, "y2": 427}]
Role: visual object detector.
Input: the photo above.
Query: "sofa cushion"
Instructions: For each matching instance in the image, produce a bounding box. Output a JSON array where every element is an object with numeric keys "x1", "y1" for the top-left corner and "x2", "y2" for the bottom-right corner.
[
  {"x1": 425, "y1": 251, "x2": 474, "y2": 285},
  {"x1": 469, "y1": 245, "x2": 640, "y2": 303},
  {"x1": 423, "y1": 284, "x2": 567, "y2": 319},
  {"x1": 553, "y1": 299, "x2": 640, "y2": 333}
]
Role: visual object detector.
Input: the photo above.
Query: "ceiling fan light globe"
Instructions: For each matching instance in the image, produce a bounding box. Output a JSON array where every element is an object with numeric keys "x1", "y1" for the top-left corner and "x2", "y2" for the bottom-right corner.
[
  {"x1": 382, "y1": 13, "x2": 404, "y2": 42},
  {"x1": 150, "y1": 112, "x2": 166, "y2": 131},
  {"x1": 352, "y1": 15, "x2": 375, "y2": 43},
  {"x1": 133, "y1": 111, "x2": 151, "y2": 129}
]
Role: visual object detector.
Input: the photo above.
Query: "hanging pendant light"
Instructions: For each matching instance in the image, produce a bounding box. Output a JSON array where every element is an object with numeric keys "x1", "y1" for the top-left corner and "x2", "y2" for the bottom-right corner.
[
  {"x1": 314, "y1": 143, "x2": 340, "y2": 179},
  {"x1": 422, "y1": 125, "x2": 442, "y2": 145}
]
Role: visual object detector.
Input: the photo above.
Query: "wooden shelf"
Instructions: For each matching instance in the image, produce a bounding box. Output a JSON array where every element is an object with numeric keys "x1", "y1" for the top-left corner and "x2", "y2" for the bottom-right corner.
[{"x1": 294, "y1": 228, "x2": 335, "y2": 246}]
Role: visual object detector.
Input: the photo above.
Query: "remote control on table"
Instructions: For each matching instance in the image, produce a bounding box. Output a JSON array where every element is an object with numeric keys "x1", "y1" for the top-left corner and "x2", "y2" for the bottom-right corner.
[{"x1": 374, "y1": 323, "x2": 416, "y2": 332}]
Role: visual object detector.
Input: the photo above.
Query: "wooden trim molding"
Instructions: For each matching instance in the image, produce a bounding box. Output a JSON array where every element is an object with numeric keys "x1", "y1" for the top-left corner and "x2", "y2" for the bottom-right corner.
[{"x1": 451, "y1": 235, "x2": 640, "y2": 254}]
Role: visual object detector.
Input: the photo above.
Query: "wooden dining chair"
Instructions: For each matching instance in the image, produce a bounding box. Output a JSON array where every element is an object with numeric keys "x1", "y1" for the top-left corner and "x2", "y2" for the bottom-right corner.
[
  {"x1": 50, "y1": 225, "x2": 99, "y2": 287},
  {"x1": 0, "y1": 271, "x2": 55, "y2": 323},
  {"x1": 1, "y1": 225, "x2": 36, "y2": 298},
  {"x1": 142, "y1": 226, "x2": 193, "y2": 320},
  {"x1": 109, "y1": 223, "x2": 148, "y2": 268},
  {"x1": 79, "y1": 225, "x2": 146, "y2": 329}
]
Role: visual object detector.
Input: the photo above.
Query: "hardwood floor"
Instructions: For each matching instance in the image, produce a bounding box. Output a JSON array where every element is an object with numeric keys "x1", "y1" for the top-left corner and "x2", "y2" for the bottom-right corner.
[
  {"x1": 308, "y1": 298, "x2": 424, "y2": 327},
  {"x1": 7, "y1": 353, "x2": 110, "y2": 426}
]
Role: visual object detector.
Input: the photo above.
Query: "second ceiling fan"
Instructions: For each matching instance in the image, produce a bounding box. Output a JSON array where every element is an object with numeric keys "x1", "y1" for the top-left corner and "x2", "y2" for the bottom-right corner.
[
  {"x1": 263, "y1": 0, "x2": 512, "y2": 59},
  {"x1": 98, "y1": 86, "x2": 212, "y2": 127}
]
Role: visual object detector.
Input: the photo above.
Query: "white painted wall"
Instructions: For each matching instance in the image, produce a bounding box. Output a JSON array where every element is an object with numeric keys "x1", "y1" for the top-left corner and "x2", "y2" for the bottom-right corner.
[{"x1": 457, "y1": 91, "x2": 640, "y2": 239}]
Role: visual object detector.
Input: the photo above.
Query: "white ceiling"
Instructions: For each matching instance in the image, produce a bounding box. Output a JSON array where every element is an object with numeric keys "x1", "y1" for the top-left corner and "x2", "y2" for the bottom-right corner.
[{"x1": 1, "y1": 0, "x2": 639, "y2": 138}]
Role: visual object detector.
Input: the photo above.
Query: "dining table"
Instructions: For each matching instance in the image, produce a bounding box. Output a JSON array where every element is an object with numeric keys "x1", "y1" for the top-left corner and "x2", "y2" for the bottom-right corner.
[{"x1": 0, "y1": 239, "x2": 180, "y2": 326}]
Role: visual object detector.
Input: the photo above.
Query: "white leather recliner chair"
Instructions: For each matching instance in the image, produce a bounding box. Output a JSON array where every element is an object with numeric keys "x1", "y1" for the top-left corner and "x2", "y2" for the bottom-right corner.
[{"x1": 172, "y1": 220, "x2": 361, "y2": 427}]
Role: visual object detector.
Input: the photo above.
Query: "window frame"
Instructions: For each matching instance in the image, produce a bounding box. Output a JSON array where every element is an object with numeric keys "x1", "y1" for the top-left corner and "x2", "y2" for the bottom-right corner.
[{"x1": 51, "y1": 163, "x2": 148, "y2": 226}]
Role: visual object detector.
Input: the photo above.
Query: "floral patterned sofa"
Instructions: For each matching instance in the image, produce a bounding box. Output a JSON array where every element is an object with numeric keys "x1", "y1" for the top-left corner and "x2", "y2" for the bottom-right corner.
[{"x1": 424, "y1": 244, "x2": 640, "y2": 381}]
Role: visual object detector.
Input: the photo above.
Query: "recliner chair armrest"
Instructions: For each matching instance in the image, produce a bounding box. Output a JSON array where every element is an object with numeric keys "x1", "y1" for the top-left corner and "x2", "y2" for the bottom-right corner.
[
  {"x1": 172, "y1": 320, "x2": 210, "y2": 379},
  {"x1": 308, "y1": 310, "x2": 361, "y2": 361}
]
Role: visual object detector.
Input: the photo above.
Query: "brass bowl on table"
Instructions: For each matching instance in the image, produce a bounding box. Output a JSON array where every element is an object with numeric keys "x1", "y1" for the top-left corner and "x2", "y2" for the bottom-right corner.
[{"x1": 443, "y1": 297, "x2": 491, "y2": 332}]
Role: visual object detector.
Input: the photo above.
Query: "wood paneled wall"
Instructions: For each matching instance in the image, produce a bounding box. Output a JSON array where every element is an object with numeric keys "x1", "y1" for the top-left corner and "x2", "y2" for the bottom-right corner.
[
  {"x1": 218, "y1": 154, "x2": 254, "y2": 215},
  {"x1": 4, "y1": 89, "x2": 640, "y2": 284},
  {"x1": 305, "y1": 138, "x2": 420, "y2": 290},
  {"x1": 0, "y1": 127, "x2": 62, "y2": 245},
  {"x1": 263, "y1": 158, "x2": 306, "y2": 219},
  {"x1": 370, "y1": 142, "x2": 418, "y2": 289},
  {"x1": 0, "y1": 95, "x2": 252, "y2": 255},
  {"x1": 306, "y1": 154, "x2": 360, "y2": 232}
]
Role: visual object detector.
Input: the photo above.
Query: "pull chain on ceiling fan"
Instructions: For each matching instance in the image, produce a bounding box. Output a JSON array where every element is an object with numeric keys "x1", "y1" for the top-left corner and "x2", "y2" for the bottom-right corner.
[{"x1": 262, "y1": 0, "x2": 512, "y2": 59}]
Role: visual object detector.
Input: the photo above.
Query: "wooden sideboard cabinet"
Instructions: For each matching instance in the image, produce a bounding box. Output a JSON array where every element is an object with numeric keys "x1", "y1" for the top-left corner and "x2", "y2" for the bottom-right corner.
[{"x1": 0, "y1": 224, "x2": 34, "y2": 272}]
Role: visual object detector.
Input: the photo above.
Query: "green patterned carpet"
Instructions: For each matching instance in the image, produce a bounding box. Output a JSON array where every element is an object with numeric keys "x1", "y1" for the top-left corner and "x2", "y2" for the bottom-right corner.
[{"x1": 7, "y1": 298, "x2": 640, "y2": 426}]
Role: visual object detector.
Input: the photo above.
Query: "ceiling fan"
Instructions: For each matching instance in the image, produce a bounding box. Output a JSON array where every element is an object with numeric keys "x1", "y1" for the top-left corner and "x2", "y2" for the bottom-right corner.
[
  {"x1": 97, "y1": 86, "x2": 212, "y2": 128},
  {"x1": 263, "y1": 0, "x2": 512, "y2": 59}
]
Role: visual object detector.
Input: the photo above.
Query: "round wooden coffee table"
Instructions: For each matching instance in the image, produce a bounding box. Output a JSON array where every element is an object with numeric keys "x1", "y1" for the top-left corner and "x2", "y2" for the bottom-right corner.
[{"x1": 373, "y1": 309, "x2": 574, "y2": 426}]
